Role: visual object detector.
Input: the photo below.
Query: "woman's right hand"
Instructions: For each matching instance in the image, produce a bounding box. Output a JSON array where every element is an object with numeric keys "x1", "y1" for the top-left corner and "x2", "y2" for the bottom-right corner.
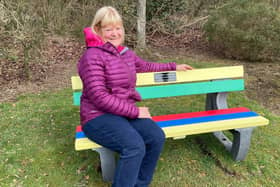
[{"x1": 138, "y1": 107, "x2": 152, "y2": 118}]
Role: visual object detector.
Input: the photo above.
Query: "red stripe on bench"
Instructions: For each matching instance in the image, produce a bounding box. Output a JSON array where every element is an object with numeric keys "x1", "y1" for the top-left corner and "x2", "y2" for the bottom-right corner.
[
  {"x1": 75, "y1": 107, "x2": 251, "y2": 132},
  {"x1": 152, "y1": 107, "x2": 250, "y2": 122},
  {"x1": 76, "y1": 125, "x2": 82, "y2": 132}
]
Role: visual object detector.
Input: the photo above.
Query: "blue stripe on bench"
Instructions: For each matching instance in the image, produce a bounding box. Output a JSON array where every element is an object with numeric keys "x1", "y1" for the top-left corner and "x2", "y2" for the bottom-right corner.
[
  {"x1": 76, "y1": 111, "x2": 259, "y2": 139},
  {"x1": 157, "y1": 111, "x2": 258, "y2": 127},
  {"x1": 76, "y1": 132, "x2": 86, "y2": 139}
]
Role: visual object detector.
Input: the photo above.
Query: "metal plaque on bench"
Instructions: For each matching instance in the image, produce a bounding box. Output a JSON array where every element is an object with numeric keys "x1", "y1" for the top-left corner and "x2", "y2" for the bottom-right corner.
[{"x1": 154, "y1": 72, "x2": 177, "y2": 83}]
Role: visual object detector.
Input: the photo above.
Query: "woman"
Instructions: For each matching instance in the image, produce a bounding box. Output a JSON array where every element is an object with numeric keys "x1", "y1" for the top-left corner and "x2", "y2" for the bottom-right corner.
[{"x1": 78, "y1": 6, "x2": 193, "y2": 187}]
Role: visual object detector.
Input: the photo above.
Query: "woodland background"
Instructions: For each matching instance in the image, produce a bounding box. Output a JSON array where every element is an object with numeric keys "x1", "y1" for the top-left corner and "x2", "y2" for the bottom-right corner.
[{"x1": 1, "y1": 1, "x2": 280, "y2": 186}]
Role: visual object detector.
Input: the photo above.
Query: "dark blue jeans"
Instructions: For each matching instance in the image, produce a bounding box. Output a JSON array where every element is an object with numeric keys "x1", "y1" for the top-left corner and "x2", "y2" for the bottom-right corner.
[{"x1": 82, "y1": 113, "x2": 165, "y2": 187}]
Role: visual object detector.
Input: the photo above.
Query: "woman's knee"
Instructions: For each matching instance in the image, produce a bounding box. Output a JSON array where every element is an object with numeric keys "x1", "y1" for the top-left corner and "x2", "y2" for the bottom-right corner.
[
  {"x1": 153, "y1": 127, "x2": 166, "y2": 146},
  {"x1": 121, "y1": 140, "x2": 146, "y2": 159},
  {"x1": 147, "y1": 120, "x2": 166, "y2": 143},
  {"x1": 139, "y1": 119, "x2": 166, "y2": 146}
]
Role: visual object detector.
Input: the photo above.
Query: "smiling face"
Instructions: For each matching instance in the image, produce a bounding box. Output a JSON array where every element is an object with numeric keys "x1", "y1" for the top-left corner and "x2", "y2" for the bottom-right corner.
[
  {"x1": 99, "y1": 23, "x2": 124, "y2": 47},
  {"x1": 92, "y1": 7, "x2": 125, "y2": 47}
]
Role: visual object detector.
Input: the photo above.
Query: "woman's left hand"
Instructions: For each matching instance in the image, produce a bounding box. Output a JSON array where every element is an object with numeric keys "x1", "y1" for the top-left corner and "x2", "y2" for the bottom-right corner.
[{"x1": 176, "y1": 64, "x2": 193, "y2": 71}]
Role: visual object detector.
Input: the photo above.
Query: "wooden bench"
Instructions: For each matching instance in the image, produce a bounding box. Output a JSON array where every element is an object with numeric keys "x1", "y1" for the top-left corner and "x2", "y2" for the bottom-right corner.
[{"x1": 71, "y1": 65, "x2": 269, "y2": 182}]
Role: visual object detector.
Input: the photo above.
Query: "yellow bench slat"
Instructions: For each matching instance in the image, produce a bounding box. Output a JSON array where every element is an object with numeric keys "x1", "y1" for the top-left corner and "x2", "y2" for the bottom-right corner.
[
  {"x1": 75, "y1": 138, "x2": 101, "y2": 150},
  {"x1": 163, "y1": 116, "x2": 268, "y2": 138},
  {"x1": 71, "y1": 65, "x2": 244, "y2": 90},
  {"x1": 71, "y1": 76, "x2": 82, "y2": 91},
  {"x1": 136, "y1": 65, "x2": 244, "y2": 86}
]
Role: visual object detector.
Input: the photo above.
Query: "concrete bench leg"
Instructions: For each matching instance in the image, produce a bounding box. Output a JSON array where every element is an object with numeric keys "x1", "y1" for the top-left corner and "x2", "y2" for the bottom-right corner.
[
  {"x1": 213, "y1": 128, "x2": 254, "y2": 161},
  {"x1": 95, "y1": 147, "x2": 116, "y2": 182},
  {"x1": 230, "y1": 127, "x2": 255, "y2": 161},
  {"x1": 206, "y1": 92, "x2": 254, "y2": 161},
  {"x1": 206, "y1": 92, "x2": 228, "y2": 110}
]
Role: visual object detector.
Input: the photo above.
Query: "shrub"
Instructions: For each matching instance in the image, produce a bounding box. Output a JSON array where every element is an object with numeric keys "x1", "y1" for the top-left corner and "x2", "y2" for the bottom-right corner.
[
  {"x1": 146, "y1": 0, "x2": 227, "y2": 35},
  {"x1": 204, "y1": 0, "x2": 280, "y2": 62}
]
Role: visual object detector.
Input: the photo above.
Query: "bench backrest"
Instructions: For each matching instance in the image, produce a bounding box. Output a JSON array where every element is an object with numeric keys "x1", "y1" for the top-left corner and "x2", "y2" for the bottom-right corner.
[{"x1": 71, "y1": 66, "x2": 244, "y2": 106}]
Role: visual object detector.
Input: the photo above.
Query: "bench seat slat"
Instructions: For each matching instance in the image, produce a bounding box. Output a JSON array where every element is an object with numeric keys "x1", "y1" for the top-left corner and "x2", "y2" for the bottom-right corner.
[
  {"x1": 75, "y1": 138, "x2": 102, "y2": 150},
  {"x1": 74, "y1": 108, "x2": 269, "y2": 150},
  {"x1": 157, "y1": 112, "x2": 258, "y2": 127},
  {"x1": 163, "y1": 116, "x2": 268, "y2": 138},
  {"x1": 75, "y1": 111, "x2": 257, "y2": 139},
  {"x1": 75, "y1": 107, "x2": 250, "y2": 133},
  {"x1": 75, "y1": 116, "x2": 268, "y2": 150},
  {"x1": 152, "y1": 107, "x2": 250, "y2": 121},
  {"x1": 75, "y1": 111, "x2": 258, "y2": 137}
]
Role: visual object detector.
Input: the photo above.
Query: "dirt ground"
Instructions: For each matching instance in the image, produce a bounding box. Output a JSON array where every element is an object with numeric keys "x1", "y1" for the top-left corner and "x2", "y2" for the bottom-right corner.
[{"x1": 1, "y1": 36, "x2": 279, "y2": 116}]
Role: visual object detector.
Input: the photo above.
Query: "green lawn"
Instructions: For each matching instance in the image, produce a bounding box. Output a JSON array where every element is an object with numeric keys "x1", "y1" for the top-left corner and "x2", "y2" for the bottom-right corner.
[{"x1": 0, "y1": 61, "x2": 279, "y2": 187}]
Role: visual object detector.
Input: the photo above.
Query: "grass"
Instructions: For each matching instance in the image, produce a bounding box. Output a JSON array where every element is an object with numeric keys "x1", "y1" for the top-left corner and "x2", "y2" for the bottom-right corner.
[{"x1": 0, "y1": 61, "x2": 279, "y2": 187}]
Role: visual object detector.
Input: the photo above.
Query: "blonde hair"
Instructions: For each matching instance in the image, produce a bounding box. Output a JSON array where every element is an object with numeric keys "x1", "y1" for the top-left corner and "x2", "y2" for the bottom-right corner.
[{"x1": 91, "y1": 6, "x2": 124, "y2": 35}]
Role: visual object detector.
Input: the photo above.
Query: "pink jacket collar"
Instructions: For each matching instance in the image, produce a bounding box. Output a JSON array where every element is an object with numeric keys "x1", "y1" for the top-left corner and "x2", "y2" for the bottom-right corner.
[{"x1": 83, "y1": 27, "x2": 125, "y2": 53}]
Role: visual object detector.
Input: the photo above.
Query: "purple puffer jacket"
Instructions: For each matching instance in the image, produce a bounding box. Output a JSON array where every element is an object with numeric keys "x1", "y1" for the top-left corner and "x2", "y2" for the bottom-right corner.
[{"x1": 78, "y1": 42, "x2": 176, "y2": 125}]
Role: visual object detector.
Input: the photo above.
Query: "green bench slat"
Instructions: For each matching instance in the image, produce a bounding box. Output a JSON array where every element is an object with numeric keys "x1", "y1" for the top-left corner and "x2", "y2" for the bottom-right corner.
[
  {"x1": 73, "y1": 79, "x2": 244, "y2": 106},
  {"x1": 73, "y1": 92, "x2": 81, "y2": 106},
  {"x1": 137, "y1": 79, "x2": 244, "y2": 99}
]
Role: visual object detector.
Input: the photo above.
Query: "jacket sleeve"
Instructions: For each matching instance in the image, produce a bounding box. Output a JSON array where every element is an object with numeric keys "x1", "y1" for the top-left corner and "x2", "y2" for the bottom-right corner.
[
  {"x1": 78, "y1": 54, "x2": 139, "y2": 119},
  {"x1": 133, "y1": 52, "x2": 176, "y2": 73}
]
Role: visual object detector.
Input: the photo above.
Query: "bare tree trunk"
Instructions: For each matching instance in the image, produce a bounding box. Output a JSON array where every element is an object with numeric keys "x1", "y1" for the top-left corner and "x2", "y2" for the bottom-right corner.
[{"x1": 137, "y1": 0, "x2": 146, "y2": 49}]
